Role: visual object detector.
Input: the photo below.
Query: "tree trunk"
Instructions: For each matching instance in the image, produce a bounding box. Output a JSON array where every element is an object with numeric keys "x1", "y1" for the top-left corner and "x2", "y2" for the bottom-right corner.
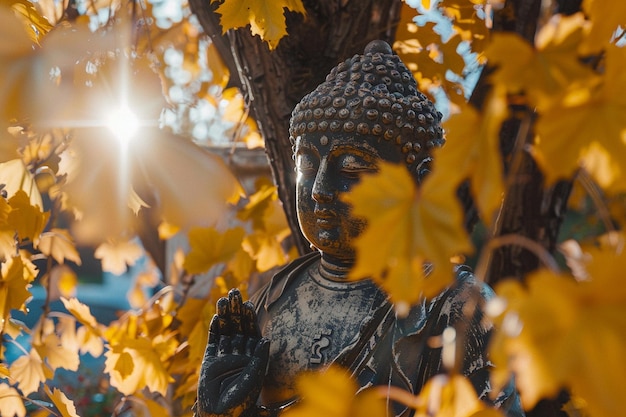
[
  {"x1": 189, "y1": 0, "x2": 403, "y2": 255},
  {"x1": 468, "y1": 1, "x2": 576, "y2": 416},
  {"x1": 467, "y1": 0, "x2": 574, "y2": 284}
]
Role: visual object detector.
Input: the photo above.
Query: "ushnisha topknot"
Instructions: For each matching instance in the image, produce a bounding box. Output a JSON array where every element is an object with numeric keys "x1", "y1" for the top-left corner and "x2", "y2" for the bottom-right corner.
[{"x1": 289, "y1": 40, "x2": 445, "y2": 181}]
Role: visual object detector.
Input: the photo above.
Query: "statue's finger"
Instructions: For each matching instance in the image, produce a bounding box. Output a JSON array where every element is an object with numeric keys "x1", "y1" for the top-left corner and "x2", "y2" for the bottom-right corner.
[
  {"x1": 242, "y1": 301, "x2": 260, "y2": 338},
  {"x1": 216, "y1": 297, "x2": 231, "y2": 335},
  {"x1": 208, "y1": 314, "x2": 220, "y2": 346},
  {"x1": 228, "y1": 288, "x2": 243, "y2": 334}
]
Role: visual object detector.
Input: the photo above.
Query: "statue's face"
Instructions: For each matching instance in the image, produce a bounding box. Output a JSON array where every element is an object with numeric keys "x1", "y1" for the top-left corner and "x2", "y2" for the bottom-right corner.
[{"x1": 295, "y1": 132, "x2": 404, "y2": 264}]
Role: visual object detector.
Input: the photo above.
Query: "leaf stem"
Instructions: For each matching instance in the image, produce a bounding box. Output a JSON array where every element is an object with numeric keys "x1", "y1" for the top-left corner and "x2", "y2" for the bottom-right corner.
[
  {"x1": 40, "y1": 255, "x2": 54, "y2": 342},
  {"x1": 374, "y1": 385, "x2": 422, "y2": 409},
  {"x1": 15, "y1": 394, "x2": 59, "y2": 417},
  {"x1": 476, "y1": 233, "x2": 560, "y2": 278}
]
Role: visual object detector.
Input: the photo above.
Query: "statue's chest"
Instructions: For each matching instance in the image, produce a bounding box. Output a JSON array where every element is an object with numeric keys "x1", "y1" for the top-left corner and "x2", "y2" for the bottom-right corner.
[{"x1": 259, "y1": 274, "x2": 380, "y2": 397}]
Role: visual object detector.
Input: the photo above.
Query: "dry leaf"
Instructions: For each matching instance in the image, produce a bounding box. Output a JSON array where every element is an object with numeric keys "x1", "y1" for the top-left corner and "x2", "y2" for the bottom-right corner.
[
  {"x1": 581, "y1": 0, "x2": 626, "y2": 54},
  {"x1": 104, "y1": 335, "x2": 175, "y2": 396},
  {"x1": 9, "y1": 349, "x2": 45, "y2": 396},
  {"x1": 283, "y1": 365, "x2": 388, "y2": 417},
  {"x1": 183, "y1": 226, "x2": 245, "y2": 275},
  {"x1": 37, "y1": 228, "x2": 82, "y2": 265},
  {"x1": 60, "y1": 297, "x2": 99, "y2": 330},
  {"x1": 7, "y1": 190, "x2": 49, "y2": 245},
  {"x1": 94, "y1": 238, "x2": 144, "y2": 275},
  {"x1": 44, "y1": 386, "x2": 79, "y2": 417},
  {"x1": 214, "y1": 0, "x2": 305, "y2": 49},
  {"x1": 411, "y1": 374, "x2": 504, "y2": 417},
  {"x1": 491, "y1": 244, "x2": 626, "y2": 416},
  {"x1": 342, "y1": 161, "x2": 472, "y2": 305},
  {"x1": 34, "y1": 333, "x2": 80, "y2": 372},
  {"x1": 0, "y1": 256, "x2": 35, "y2": 329},
  {"x1": 0, "y1": 383, "x2": 26, "y2": 417}
]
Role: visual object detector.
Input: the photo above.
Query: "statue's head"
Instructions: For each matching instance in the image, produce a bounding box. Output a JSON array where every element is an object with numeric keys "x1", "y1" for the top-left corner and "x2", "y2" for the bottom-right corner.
[{"x1": 289, "y1": 40, "x2": 444, "y2": 268}]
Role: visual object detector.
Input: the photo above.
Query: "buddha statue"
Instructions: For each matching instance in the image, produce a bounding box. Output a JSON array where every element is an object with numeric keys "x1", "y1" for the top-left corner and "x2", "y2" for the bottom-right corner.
[{"x1": 194, "y1": 40, "x2": 524, "y2": 417}]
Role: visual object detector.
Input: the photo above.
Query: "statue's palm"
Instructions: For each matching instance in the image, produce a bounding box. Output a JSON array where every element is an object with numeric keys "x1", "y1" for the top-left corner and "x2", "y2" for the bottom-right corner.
[{"x1": 195, "y1": 289, "x2": 269, "y2": 417}]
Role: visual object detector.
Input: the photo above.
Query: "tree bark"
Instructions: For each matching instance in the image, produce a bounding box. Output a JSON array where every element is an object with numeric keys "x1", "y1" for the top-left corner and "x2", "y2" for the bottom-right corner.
[
  {"x1": 468, "y1": 2, "x2": 576, "y2": 416},
  {"x1": 189, "y1": 0, "x2": 403, "y2": 255},
  {"x1": 467, "y1": 0, "x2": 573, "y2": 286}
]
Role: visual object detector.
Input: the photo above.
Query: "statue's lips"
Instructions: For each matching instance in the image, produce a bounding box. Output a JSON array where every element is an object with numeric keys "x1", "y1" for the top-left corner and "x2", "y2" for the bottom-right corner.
[{"x1": 314, "y1": 209, "x2": 337, "y2": 229}]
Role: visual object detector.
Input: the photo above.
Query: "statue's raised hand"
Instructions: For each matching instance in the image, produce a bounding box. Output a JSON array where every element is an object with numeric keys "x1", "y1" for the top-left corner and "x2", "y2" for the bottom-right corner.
[{"x1": 195, "y1": 288, "x2": 269, "y2": 417}]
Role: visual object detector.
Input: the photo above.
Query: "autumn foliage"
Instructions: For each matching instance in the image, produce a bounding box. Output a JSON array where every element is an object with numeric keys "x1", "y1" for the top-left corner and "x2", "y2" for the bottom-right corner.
[{"x1": 1, "y1": 0, "x2": 626, "y2": 416}]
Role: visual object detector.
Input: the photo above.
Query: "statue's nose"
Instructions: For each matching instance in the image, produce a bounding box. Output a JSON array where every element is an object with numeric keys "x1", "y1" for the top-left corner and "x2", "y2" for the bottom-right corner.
[{"x1": 312, "y1": 159, "x2": 336, "y2": 203}]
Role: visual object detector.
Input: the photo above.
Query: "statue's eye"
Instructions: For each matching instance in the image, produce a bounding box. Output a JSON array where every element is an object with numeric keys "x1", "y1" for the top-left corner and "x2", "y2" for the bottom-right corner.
[
  {"x1": 338, "y1": 155, "x2": 377, "y2": 179},
  {"x1": 296, "y1": 153, "x2": 318, "y2": 177}
]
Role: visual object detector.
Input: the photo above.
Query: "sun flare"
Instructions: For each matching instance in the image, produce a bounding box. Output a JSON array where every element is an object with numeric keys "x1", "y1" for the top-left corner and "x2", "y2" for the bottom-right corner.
[{"x1": 106, "y1": 106, "x2": 139, "y2": 143}]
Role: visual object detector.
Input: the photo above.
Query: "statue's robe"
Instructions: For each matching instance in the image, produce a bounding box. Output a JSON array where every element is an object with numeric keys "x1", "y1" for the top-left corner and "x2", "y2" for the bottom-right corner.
[{"x1": 251, "y1": 252, "x2": 524, "y2": 417}]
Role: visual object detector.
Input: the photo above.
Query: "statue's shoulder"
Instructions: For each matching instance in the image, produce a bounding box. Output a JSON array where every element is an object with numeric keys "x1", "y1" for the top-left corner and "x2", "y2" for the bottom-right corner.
[
  {"x1": 398, "y1": 264, "x2": 494, "y2": 338},
  {"x1": 250, "y1": 251, "x2": 321, "y2": 311},
  {"x1": 424, "y1": 265, "x2": 494, "y2": 327}
]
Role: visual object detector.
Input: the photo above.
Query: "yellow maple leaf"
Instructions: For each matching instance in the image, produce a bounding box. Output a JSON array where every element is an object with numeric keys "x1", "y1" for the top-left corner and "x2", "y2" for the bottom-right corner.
[
  {"x1": 44, "y1": 386, "x2": 79, "y2": 417},
  {"x1": 7, "y1": 190, "x2": 49, "y2": 246},
  {"x1": 94, "y1": 238, "x2": 144, "y2": 275},
  {"x1": 436, "y1": 92, "x2": 507, "y2": 224},
  {"x1": 157, "y1": 221, "x2": 180, "y2": 240},
  {"x1": 490, "y1": 245, "x2": 626, "y2": 416},
  {"x1": 0, "y1": 196, "x2": 16, "y2": 260},
  {"x1": 214, "y1": 0, "x2": 305, "y2": 49},
  {"x1": 0, "y1": 159, "x2": 44, "y2": 208},
  {"x1": 37, "y1": 228, "x2": 82, "y2": 265},
  {"x1": 581, "y1": 0, "x2": 626, "y2": 54},
  {"x1": 485, "y1": 14, "x2": 596, "y2": 112},
  {"x1": 34, "y1": 333, "x2": 80, "y2": 372},
  {"x1": 114, "y1": 350, "x2": 134, "y2": 379},
  {"x1": 0, "y1": 382, "x2": 26, "y2": 417},
  {"x1": 48, "y1": 265, "x2": 78, "y2": 299},
  {"x1": 186, "y1": 308, "x2": 213, "y2": 364},
  {"x1": 242, "y1": 231, "x2": 288, "y2": 272},
  {"x1": 227, "y1": 246, "x2": 254, "y2": 282},
  {"x1": 283, "y1": 365, "x2": 388, "y2": 417},
  {"x1": 238, "y1": 182, "x2": 291, "y2": 272},
  {"x1": 237, "y1": 179, "x2": 279, "y2": 228},
  {"x1": 104, "y1": 335, "x2": 175, "y2": 396},
  {"x1": 342, "y1": 161, "x2": 473, "y2": 306},
  {"x1": 133, "y1": 392, "x2": 171, "y2": 417},
  {"x1": 0, "y1": 5, "x2": 36, "y2": 123},
  {"x1": 408, "y1": 374, "x2": 503, "y2": 417},
  {"x1": 183, "y1": 226, "x2": 245, "y2": 274},
  {"x1": 0, "y1": 256, "x2": 34, "y2": 329},
  {"x1": 9, "y1": 349, "x2": 45, "y2": 395},
  {"x1": 533, "y1": 44, "x2": 626, "y2": 193},
  {"x1": 60, "y1": 297, "x2": 99, "y2": 329},
  {"x1": 76, "y1": 325, "x2": 104, "y2": 357}
]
